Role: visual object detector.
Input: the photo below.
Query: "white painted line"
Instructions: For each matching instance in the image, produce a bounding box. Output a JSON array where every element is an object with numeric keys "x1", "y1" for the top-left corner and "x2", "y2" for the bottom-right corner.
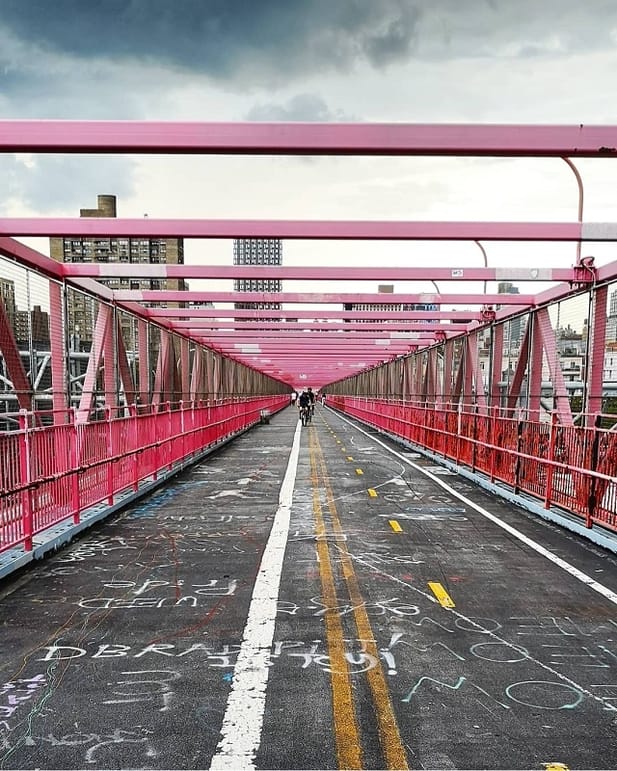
[
  {"x1": 336, "y1": 413, "x2": 617, "y2": 608},
  {"x1": 209, "y1": 421, "x2": 302, "y2": 770}
]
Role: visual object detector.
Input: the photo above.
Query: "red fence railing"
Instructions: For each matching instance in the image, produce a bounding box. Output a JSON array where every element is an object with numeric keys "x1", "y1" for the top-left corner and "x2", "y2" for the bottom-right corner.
[
  {"x1": 0, "y1": 395, "x2": 288, "y2": 554},
  {"x1": 329, "y1": 396, "x2": 617, "y2": 534}
]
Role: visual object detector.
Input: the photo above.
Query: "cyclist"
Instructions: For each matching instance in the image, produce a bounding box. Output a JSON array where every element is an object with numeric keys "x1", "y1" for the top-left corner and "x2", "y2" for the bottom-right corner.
[
  {"x1": 298, "y1": 389, "x2": 311, "y2": 425},
  {"x1": 307, "y1": 386, "x2": 316, "y2": 417}
]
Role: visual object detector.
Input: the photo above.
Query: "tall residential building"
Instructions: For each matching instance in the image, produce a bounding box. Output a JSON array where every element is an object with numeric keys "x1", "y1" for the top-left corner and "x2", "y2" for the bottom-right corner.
[
  {"x1": 50, "y1": 195, "x2": 186, "y2": 346},
  {"x1": 233, "y1": 239, "x2": 282, "y2": 314}
]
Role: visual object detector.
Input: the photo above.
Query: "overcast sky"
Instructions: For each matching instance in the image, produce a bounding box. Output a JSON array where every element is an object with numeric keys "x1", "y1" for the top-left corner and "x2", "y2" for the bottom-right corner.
[{"x1": 3, "y1": 0, "x2": 617, "y2": 310}]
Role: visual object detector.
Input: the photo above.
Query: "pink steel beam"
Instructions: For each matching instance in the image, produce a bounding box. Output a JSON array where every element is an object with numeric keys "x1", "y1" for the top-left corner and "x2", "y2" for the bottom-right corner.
[
  {"x1": 114, "y1": 290, "x2": 535, "y2": 305},
  {"x1": 207, "y1": 344, "x2": 423, "y2": 353},
  {"x1": 534, "y1": 307, "x2": 573, "y2": 425},
  {"x1": 0, "y1": 236, "x2": 64, "y2": 281},
  {"x1": 587, "y1": 285, "x2": 608, "y2": 420},
  {"x1": 189, "y1": 330, "x2": 440, "y2": 340},
  {"x1": 0, "y1": 217, "x2": 593, "y2": 241},
  {"x1": 48, "y1": 282, "x2": 66, "y2": 415},
  {"x1": 77, "y1": 305, "x2": 112, "y2": 422},
  {"x1": 169, "y1": 321, "x2": 467, "y2": 332},
  {"x1": 2, "y1": 121, "x2": 617, "y2": 158},
  {"x1": 62, "y1": 263, "x2": 581, "y2": 283},
  {"x1": 148, "y1": 308, "x2": 483, "y2": 321}
]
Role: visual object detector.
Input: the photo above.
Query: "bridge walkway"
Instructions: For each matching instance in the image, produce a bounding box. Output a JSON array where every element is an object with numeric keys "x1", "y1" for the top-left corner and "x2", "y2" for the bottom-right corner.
[{"x1": 0, "y1": 405, "x2": 616, "y2": 770}]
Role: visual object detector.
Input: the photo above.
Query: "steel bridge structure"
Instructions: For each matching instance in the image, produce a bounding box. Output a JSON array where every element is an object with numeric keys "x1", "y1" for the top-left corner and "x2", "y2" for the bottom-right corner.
[{"x1": 2, "y1": 121, "x2": 617, "y2": 560}]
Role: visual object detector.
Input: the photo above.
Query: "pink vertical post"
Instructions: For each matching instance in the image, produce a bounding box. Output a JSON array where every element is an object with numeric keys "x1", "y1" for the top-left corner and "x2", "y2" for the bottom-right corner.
[
  {"x1": 76, "y1": 304, "x2": 111, "y2": 422},
  {"x1": 18, "y1": 411, "x2": 33, "y2": 551},
  {"x1": 179, "y1": 399, "x2": 186, "y2": 461},
  {"x1": 507, "y1": 324, "x2": 531, "y2": 414},
  {"x1": 106, "y1": 406, "x2": 114, "y2": 505},
  {"x1": 69, "y1": 408, "x2": 81, "y2": 523},
  {"x1": 180, "y1": 338, "x2": 190, "y2": 402},
  {"x1": 138, "y1": 319, "x2": 149, "y2": 409},
  {"x1": 48, "y1": 281, "x2": 67, "y2": 421},
  {"x1": 442, "y1": 340, "x2": 454, "y2": 407},
  {"x1": 490, "y1": 324, "x2": 504, "y2": 414},
  {"x1": 412, "y1": 355, "x2": 423, "y2": 403},
  {"x1": 104, "y1": 308, "x2": 117, "y2": 412},
  {"x1": 534, "y1": 307, "x2": 573, "y2": 425},
  {"x1": 190, "y1": 347, "x2": 203, "y2": 402},
  {"x1": 167, "y1": 400, "x2": 173, "y2": 470},
  {"x1": 116, "y1": 319, "x2": 137, "y2": 407},
  {"x1": 544, "y1": 412, "x2": 558, "y2": 509},
  {"x1": 130, "y1": 403, "x2": 139, "y2": 491},
  {"x1": 586, "y1": 284, "x2": 608, "y2": 424},
  {"x1": 464, "y1": 331, "x2": 487, "y2": 413},
  {"x1": 528, "y1": 314, "x2": 544, "y2": 421}
]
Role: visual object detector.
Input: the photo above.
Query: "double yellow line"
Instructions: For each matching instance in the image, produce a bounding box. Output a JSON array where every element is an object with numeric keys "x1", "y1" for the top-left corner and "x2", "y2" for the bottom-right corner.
[{"x1": 308, "y1": 429, "x2": 409, "y2": 770}]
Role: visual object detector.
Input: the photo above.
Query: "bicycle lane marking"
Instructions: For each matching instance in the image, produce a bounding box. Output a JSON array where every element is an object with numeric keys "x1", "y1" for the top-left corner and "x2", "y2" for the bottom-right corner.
[
  {"x1": 311, "y1": 429, "x2": 409, "y2": 771},
  {"x1": 209, "y1": 421, "x2": 301, "y2": 770},
  {"x1": 334, "y1": 412, "x2": 617, "y2": 608},
  {"x1": 308, "y1": 428, "x2": 364, "y2": 769}
]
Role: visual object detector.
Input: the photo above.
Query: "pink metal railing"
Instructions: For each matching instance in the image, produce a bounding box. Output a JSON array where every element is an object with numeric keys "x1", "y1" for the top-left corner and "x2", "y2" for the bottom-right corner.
[
  {"x1": 0, "y1": 395, "x2": 287, "y2": 553},
  {"x1": 330, "y1": 396, "x2": 617, "y2": 534}
]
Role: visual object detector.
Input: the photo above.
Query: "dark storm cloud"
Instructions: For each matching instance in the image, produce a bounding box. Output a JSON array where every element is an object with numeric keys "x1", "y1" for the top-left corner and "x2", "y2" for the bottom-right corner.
[{"x1": 0, "y1": 0, "x2": 420, "y2": 83}]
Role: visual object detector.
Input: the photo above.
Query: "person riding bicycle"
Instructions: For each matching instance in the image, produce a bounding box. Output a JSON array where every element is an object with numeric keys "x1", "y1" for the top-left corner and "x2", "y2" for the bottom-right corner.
[
  {"x1": 298, "y1": 390, "x2": 311, "y2": 423},
  {"x1": 306, "y1": 387, "x2": 316, "y2": 416}
]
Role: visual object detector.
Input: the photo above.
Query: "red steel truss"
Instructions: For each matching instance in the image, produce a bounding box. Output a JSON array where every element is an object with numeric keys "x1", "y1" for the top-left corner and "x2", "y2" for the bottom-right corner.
[
  {"x1": 0, "y1": 120, "x2": 614, "y2": 400},
  {"x1": 2, "y1": 120, "x2": 617, "y2": 549}
]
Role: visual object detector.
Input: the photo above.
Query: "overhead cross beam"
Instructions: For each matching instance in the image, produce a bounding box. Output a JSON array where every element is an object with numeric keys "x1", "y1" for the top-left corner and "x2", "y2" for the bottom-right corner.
[
  {"x1": 1, "y1": 120, "x2": 617, "y2": 157},
  {"x1": 0, "y1": 217, "x2": 612, "y2": 241},
  {"x1": 2, "y1": 120, "x2": 617, "y2": 399}
]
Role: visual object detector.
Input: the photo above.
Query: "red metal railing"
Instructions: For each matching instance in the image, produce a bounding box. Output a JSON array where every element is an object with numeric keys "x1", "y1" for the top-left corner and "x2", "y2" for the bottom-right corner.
[
  {"x1": 0, "y1": 395, "x2": 287, "y2": 553},
  {"x1": 330, "y1": 396, "x2": 617, "y2": 534}
]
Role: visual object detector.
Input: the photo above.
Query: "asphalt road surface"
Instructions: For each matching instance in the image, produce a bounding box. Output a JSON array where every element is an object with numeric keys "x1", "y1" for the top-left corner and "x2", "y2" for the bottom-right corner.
[{"x1": 0, "y1": 405, "x2": 616, "y2": 770}]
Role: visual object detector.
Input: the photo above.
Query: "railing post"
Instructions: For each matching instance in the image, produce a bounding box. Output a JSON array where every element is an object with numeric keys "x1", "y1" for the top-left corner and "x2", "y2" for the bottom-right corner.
[
  {"x1": 18, "y1": 410, "x2": 33, "y2": 551},
  {"x1": 543, "y1": 412, "x2": 558, "y2": 510},
  {"x1": 130, "y1": 403, "x2": 139, "y2": 492},
  {"x1": 586, "y1": 414, "x2": 602, "y2": 528},
  {"x1": 513, "y1": 419, "x2": 524, "y2": 494},
  {"x1": 488, "y1": 406, "x2": 497, "y2": 482},
  {"x1": 179, "y1": 400, "x2": 185, "y2": 462},
  {"x1": 471, "y1": 405, "x2": 478, "y2": 472},
  {"x1": 106, "y1": 406, "x2": 114, "y2": 505},
  {"x1": 69, "y1": 407, "x2": 81, "y2": 523},
  {"x1": 455, "y1": 403, "x2": 462, "y2": 465},
  {"x1": 167, "y1": 400, "x2": 173, "y2": 470}
]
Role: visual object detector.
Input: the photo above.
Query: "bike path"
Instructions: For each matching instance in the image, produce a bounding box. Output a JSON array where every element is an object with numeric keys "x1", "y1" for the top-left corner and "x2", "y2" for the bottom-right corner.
[{"x1": 0, "y1": 405, "x2": 615, "y2": 769}]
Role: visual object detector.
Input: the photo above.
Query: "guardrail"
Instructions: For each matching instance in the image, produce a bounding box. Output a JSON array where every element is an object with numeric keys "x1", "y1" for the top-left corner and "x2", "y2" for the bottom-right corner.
[
  {"x1": 0, "y1": 395, "x2": 288, "y2": 553},
  {"x1": 329, "y1": 396, "x2": 617, "y2": 534}
]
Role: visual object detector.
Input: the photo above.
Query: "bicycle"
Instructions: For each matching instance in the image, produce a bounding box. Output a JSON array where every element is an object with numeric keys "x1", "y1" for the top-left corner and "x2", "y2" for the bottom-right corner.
[{"x1": 300, "y1": 405, "x2": 312, "y2": 426}]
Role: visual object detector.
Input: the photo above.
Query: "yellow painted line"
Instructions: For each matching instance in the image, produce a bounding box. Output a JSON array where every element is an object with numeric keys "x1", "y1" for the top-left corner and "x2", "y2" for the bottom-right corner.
[
  {"x1": 346, "y1": 456, "x2": 354, "y2": 461},
  {"x1": 388, "y1": 520, "x2": 403, "y2": 533},
  {"x1": 355, "y1": 468, "x2": 364, "y2": 475},
  {"x1": 543, "y1": 765, "x2": 569, "y2": 771},
  {"x1": 428, "y1": 581, "x2": 456, "y2": 608},
  {"x1": 309, "y1": 439, "x2": 363, "y2": 770},
  {"x1": 367, "y1": 488, "x2": 378, "y2": 497},
  {"x1": 313, "y1": 434, "x2": 409, "y2": 771}
]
